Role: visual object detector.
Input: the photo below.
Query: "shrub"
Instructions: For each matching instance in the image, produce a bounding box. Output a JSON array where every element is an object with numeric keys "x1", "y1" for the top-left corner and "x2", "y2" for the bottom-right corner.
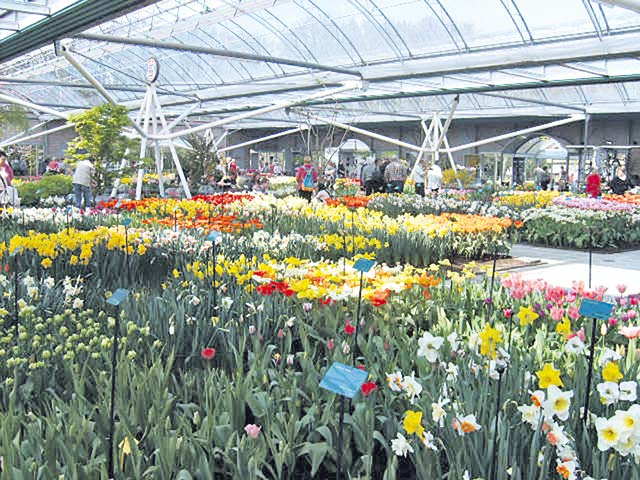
[{"x1": 17, "y1": 174, "x2": 72, "y2": 206}]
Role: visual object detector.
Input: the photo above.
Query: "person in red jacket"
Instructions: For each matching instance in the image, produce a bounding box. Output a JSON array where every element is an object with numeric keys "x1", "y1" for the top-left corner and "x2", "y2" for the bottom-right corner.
[
  {"x1": 585, "y1": 168, "x2": 602, "y2": 198},
  {"x1": 296, "y1": 156, "x2": 318, "y2": 201}
]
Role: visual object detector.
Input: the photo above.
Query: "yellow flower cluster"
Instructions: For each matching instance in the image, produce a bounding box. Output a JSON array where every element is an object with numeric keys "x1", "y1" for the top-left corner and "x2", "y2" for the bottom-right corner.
[
  {"x1": 316, "y1": 233, "x2": 385, "y2": 254},
  {"x1": 120, "y1": 172, "x2": 176, "y2": 185},
  {"x1": 496, "y1": 191, "x2": 560, "y2": 208},
  {"x1": 5, "y1": 226, "x2": 150, "y2": 265}
]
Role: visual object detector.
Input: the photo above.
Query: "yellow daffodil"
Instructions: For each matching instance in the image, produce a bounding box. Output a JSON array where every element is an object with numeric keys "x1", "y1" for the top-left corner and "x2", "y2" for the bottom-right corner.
[
  {"x1": 602, "y1": 362, "x2": 623, "y2": 383},
  {"x1": 536, "y1": 363, "x2": 563, "y2": 389},
  {"x1": 517, "y1": 306, "x2": 539, "y2": 327},
  {"x1": 556, "y1": 317, "x2": 571, "y2": 338},
  {"x1": 479, "y1": 323, "x2": 502, "y2": 359}
]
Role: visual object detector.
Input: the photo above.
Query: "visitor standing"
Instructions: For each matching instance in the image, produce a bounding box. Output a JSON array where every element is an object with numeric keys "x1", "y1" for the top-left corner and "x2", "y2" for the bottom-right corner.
[
  {"x1": 0, "y1": 150, "x2": 14, "y2": 187},
  {"x1": 411, "y1": 159, "x2": 426, "y2": 197},
  {"x1": 585, "y1": 168, "x2": 602, "y2": 198},
  {"x1": 360, "y1": 157, "x2": 383, "y2": 195},
  {"x1": 534, "y1": 165, "x2": 544, "y2": 190},
  {"x1": 540, "y1": 166, "x2": 551, "y2": 191},
  {"x1": 609, "y1": 166, "x2": 631, "y2": 195},
  {"x1": 384, "y1": 156, "x2": 408, "y2": 193},
  {"x1": 296, "y1": 156, "x2": 318, "y2": 202},
  {"x1": 72, "y1": 158, "x2": 95, "y2": 210},
  {"x1": 427, "y1": 162, "x2": 443, "y2": 194}
]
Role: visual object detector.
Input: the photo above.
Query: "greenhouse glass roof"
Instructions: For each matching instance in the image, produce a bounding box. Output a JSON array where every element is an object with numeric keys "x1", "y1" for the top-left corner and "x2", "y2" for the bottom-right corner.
[{"x1": 2, "y1": 0, "x2": 640, "y2": 128}]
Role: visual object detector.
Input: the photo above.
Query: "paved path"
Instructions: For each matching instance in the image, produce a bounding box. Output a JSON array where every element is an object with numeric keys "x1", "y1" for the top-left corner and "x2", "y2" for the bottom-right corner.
[{"x1": 508, "y1": 244, "x2": 640, "y2": 296}]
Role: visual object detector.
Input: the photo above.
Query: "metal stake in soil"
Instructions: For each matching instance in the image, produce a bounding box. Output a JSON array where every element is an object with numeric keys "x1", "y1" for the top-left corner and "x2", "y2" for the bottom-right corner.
[
  {"x1": 107, "y1": 308, "x2": 121, "y2": 479},
  {"x1": 335, "y1": 396, "x2": 346, "y2": 480},
  {"x1": 583, "y1": 316, "x2": 598, "y2": 422}
]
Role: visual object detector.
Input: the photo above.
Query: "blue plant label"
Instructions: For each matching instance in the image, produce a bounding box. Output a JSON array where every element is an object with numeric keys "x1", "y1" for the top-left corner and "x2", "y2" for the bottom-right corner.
[
  {"x1": 107, "y1": 288, "x2": 130, "y2": 307},
  {"x1": 65, "y1": 206, "x2": 72, "y2": 214},
  {"x1": 122, "y1": 218, "x2": 132, "y2": 227},
  {"x1": 320, "y1": 362, "x2": 368, "y2": 399},
  {"x1": 207, "y1": 231, "x2": 221, "y2": 242},
  {"x1": 353, "y1": 258, "x2": 375, "y2": 273},
  {"x1": 579, "y1": 299, "x2": 614, "y2": 320}
]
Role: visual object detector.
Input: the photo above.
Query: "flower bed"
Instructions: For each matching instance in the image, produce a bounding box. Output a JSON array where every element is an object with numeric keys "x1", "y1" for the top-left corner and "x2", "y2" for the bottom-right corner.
[{"x1": 1, "y1": 192, "x2": 639, "y2": 479}]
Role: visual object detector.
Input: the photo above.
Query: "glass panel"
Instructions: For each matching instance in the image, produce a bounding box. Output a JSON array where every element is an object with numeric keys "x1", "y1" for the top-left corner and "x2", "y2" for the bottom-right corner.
[
  {"x1": 598, "y1": 3, "x2": 640, "y2": 31},
  {"x1": 515, "y1": 0, "x2": 595, "y2": 40},
  {"x1": 439, "y1": 0, "x2": 523, "y2": 47}
]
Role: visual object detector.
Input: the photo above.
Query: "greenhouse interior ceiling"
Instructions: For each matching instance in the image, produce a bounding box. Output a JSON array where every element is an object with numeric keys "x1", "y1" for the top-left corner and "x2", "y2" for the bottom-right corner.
[{"x1": 2, "y1": 0, "x2": 640, "y2": 129}]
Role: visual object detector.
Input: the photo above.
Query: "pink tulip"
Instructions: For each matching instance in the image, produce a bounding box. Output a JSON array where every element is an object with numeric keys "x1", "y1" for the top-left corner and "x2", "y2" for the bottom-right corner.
[
  {"x1": 550, "y1": 307, "x2": 564, "y2": 322},
  {"x1": 327, "y1": 338, "x2": 335, "y2": 351},
  {"x1": 608, "y1": 317, "x2": 618, "y2": 327},
  {"x1": 617, "y1": 284, "x2": 628, "y2": 295},
  {"x1": 244, "y1": 424, "x2": 261, "y2": 439},
  {"x1": 620, "y1": 326, "x2": 640, "y2": 339},
  {"x1": 628, "y1": 310, "x2": 638, "y2": 320},
  {"x1": 568, "y1": 306, "x2": 580, "y2": 320}
]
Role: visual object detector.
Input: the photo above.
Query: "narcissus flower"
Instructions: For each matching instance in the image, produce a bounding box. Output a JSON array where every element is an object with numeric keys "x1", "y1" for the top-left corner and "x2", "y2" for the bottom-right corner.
[
  {"x1": 391, "y1": 433, "x2": 413, "y2": 457},
  {"x1": 595, "y1": 416, "x2": 626, "y2": 451},
  {"x1": 452, "y1": 414, "x2": 481, "y2": 435},
  {"x1": 542, "y1": 386, "x2": 573, "y2": 421},
  {"x1": 403, "y1": 410, "x2": 424, "y2": 436},
  {"x1": 536, "y1": 363, "x2": 563, "y2": 389},
  {"x1": 602, "y1": 362, "x2": 623, "y2": 383},
  {"x1": 517, "y1": 306, "x2": 539, "y2": 327},
  {"x1": 479, "y1": 323, "x2": 502, "y2": 359},
  {"x1": 417, "y1": 331, "x2": 444, "y2": 362}
]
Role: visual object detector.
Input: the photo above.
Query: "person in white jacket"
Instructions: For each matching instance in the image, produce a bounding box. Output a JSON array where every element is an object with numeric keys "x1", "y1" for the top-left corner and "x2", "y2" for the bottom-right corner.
[{"x1": 427, "y1": 163, "x2": 443, "y2": 193}]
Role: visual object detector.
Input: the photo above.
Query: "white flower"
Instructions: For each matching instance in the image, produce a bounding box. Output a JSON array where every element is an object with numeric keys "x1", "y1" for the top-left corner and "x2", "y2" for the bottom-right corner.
[
  {"x1": 447, "y1": 332, "x2": 459, "y2": 351},
  {"x1": 420, "y1": 430, "x2": 438, "y2": 451},
  {"x1": 431, "y1": 398, "x2": 449, "y2": 427},
  {"x1": 518, "y1": 404, "x2": 541, "y2": 429},
  {"x1": 565, "y1": 336, "x2": 586, "y2": 355},
  {"x1": 417, "y1": 332, "x2": 444, "y2": 362},
  {"x1": 189, "y1": 296, "x2": 201, "y2": 306},
  {"x1": 220, "y1": 296, "x2": 233, "y2": 310},
  {"x1": 401, "y1": 372, "x2": 423, "y2": 404},
  {"x1": 614, "y1": 404, "x2": 640, "y2": 435},
  {"x1": 286, "y1": 317, "x2": 295, "y2": 328},
  {"x1": 444, "y1": 362, "x2": 458, "y2": 381},
  {"x1": 390, "y1": 433, "x2": 413, "y2": 457},
  {"x1": 597, "y1": 382, "x2": 620, "y2": 406},
  {"x1": 341, "y1": 340, "x2": 350, "y2": 355},
  {"x1": 168, "y1": 324, "x2": 175, "y2": 336},
  {"x1": 547, "y1": 422, "x2": 570, "y2": 448},
  {"x1": 543, "y1": 386, "x2": 573, "y2": 421},
  {"x1": 72, "y1": 298, "x2": 83, "y2": 310},
  {"x1": 386, "y1": 371, "x2": 403, "y2": 392},
  {"x1": 620, "y1": 381, "x2": 638, "y2": 402},
  {"x1": 43, "y1": 277, "x2": 55, "y2": 289},
  {"x1": 595, "y1": 416, "x2": 627, "y2": 452},
  {"x1": 600, "y1": 348, "x2": 622, "y2": 366},
  {"x1": 453, "y1": 414, "x2": 481, "y2": 436}
]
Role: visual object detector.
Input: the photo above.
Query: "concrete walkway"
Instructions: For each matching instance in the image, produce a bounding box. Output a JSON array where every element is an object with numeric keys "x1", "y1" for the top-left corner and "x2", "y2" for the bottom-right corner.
[{"x1": 508, "y1": 244, "x2": 640, "y2": 296}]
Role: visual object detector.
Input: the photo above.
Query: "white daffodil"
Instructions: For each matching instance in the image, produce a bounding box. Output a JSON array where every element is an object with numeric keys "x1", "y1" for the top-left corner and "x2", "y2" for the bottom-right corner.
[
  {"x1": 595, "y1": 416, "x2": 626, "y2": 452},
  {"x1": 447, "y1": 332, "x2": 459, "y2": 351},
  {"x1": 390, "y1": 433, "x2": 414, "y2": 457},
  {"x1": 600, "y1": 348, "x2": 622, "y2": 366},
  {"x1": 597, "y1": 382, "x2": 620, "y2": 406},
  {"x1": 518, "y1": 404, "x2": 541, "y2": 429},
  {"x1": 431, "y1": 398, "x2": 449, "y2": 427},
  {"x1": 417, "y1": 331, "x2": 444, "y2": 363},
  {"x1": 420, "y1": 430, "x2": 438, "y2": 451},
  {"x1": 401, "y1": 372, "x2": 423, "y2": 404},
  {"x1": 543, "y1": 385, "x2": 573, "y2": 421},
  {"x1": 614, "y1": 405, "x2": 640, "y2": 435},
  {"x1": 453, "y1": 414, "x2": 481, "y2": 436},
  {"x1": 620, "y1": 381, "x2": 638, "y2": 402},
  {"x1": 565, "y1": 336, "x2": 586, "y2": 355},
  {"x1": 385, "y1": 371, "x2": 403, "y2": 392},
  {"x1": 547, "y1": 421, "x2": 570, "y2": 448}
]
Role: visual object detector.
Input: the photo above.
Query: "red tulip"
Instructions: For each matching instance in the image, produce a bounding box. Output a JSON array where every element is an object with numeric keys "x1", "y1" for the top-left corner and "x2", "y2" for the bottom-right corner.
[
  {"x1": 361, "y1": 382, "x2": 377, "y2": 396},
  {"x1": 344, "y1": 321, "x2": 356, "y2": 335},
  {"x1": 201, "y1": 347, "x2": 216, "y2": 360}
]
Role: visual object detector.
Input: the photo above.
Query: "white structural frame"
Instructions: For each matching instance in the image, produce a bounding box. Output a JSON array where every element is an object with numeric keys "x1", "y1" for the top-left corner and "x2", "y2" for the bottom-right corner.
[{"x1": 217, "y1": 126, "x2": 309, "y2": 154}]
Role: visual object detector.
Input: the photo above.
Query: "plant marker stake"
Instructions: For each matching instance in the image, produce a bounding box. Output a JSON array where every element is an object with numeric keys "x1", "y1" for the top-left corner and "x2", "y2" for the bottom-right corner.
[
  {"x1": 65, "y1": 207, "x2": 70, "y2": 235},
  {"x1": 107, "y1": 310, "x2": 119, "y2": 479},
  {"x1": 588, "y1": 228, "x2": 593, "y2": 289},
  {"x1": 12, "y1": 254, "x2": 18, "y2": 339},
  {"x1": 490, "y1": 368, "x2": 504, "y2": 480},
  {"x1": 583, "y1": 316, "x2": 598, "y2": 422},
  {"x1": 336, "y1": 395, "x2": 346, "y2": 480},
  {"x1": 486, "y1": 250, "x2": 498, "y2": 322},
  {"x1": 106, "y1": 289, "x2": 129, "y2": 479},
  {"x1": 353, "y1": 269, "x2": 364, "y2": 362}
]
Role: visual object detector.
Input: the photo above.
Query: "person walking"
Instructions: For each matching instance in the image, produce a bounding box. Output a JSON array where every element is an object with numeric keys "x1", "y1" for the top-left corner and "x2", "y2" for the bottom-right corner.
[
  {"x1": 360, "y1": 157, "x2": 383, "y2": 195},
  {"x1": 411, "y1": 159, "x2": 426, "y2": 197},
  {"x1": 384, "y1": 156, "x2": 408, "y2": 193},
  {"x1": 585, "y1": 167, "x2": 602, "y2": 198},
  {"x1": 427, "y1": 162, "x2": 443, "y2": 194},
  {"x1": 72, "y1": 157, "x2": 95, "y2": 210},
  {"x1": 296, "y1": 156, "x2": 318, "y2": 201},
  {"x1": 540, "y1": 166, "x2": 551, "y2": 191},
  {"x1": 0, "y1": 150, "x2": 14, "y2": 187}
]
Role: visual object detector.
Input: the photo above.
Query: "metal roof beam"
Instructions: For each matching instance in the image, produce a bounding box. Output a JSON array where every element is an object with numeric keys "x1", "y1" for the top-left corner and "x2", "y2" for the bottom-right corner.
[
  {"x1": 0, "y1": 1, "x2": 50, "y2": 15},
  {"x1": 362, "y1": 31, "x2": 640, "y2": 83},
  {"x1": 476, "y1": 92, "x2": 586, "y2": 112},
  {"x1": 74, "y1": 32, "x2": 364, "y2": 79},
  {"x1": 593, "y1": 0, "x2": 640, "y2": 14},
  {"x1": 0, "y1": 76, "x2": 146, "y2": 92},
  {"x1": 0, "y1": 0, "x2": 161, "y2": 64},
  {"x1": 0, "y1": 20, "x2": 19, "y2": 31},
  {"x1": 561, "y1": 62, "x2": 609, "y2": 77}
]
